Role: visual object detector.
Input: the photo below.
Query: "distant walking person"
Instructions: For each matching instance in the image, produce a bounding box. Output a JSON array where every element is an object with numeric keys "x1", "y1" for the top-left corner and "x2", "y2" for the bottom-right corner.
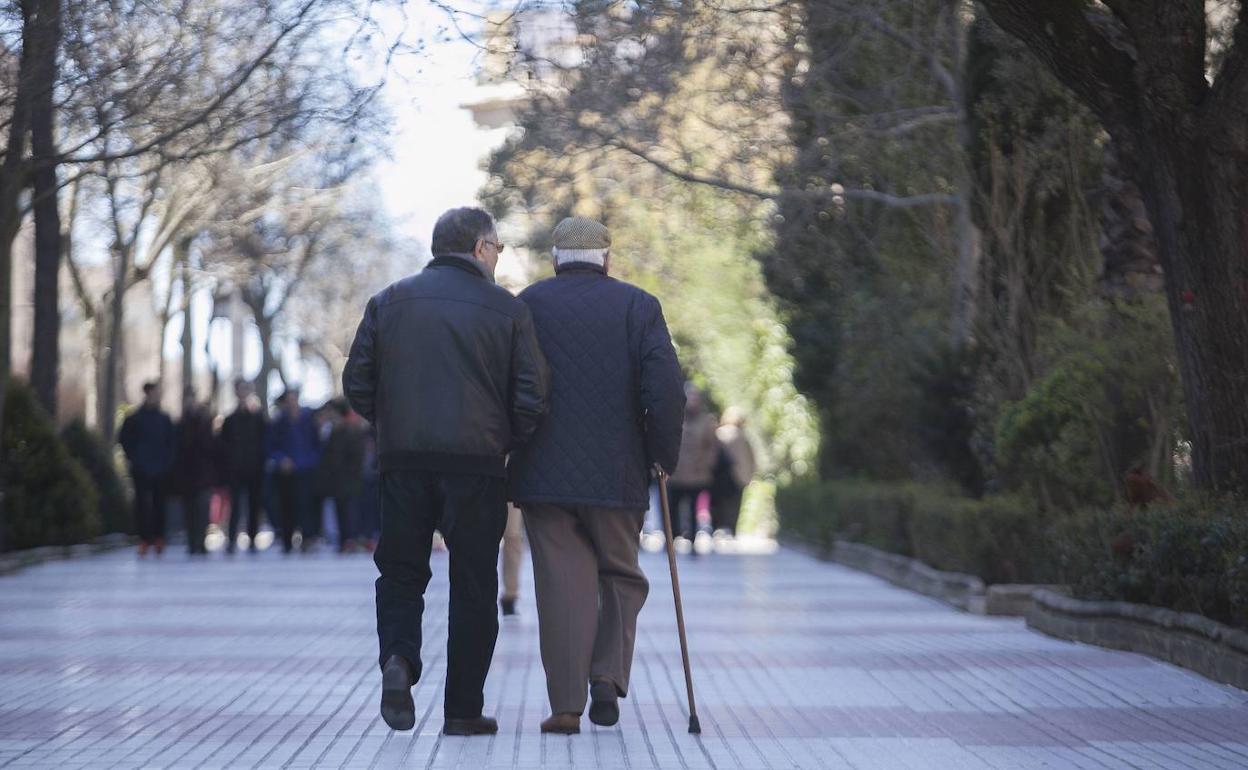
[
  {"x1": 668, "y1": 384, "x2": 719, "y2": 541},
  {"x1": 174, "y1": 389, "x2": 217, "y2": 555},
  {"x1": 119, "y1": 382, "x2": 176, "y2": 556},
  {"x1": 509, "y1": 216, "x2": 685, "y2": 735},
  {"x1": 498, "y1": 504, "x2": 524, "y2": 616},
  {"x1": 267, "y1": 388, "x2": 322, "y2": 554},
  {"x1": 344, "y1": 206, "x2": 549, "y2": 736},
  {"x1": 711, "y1": 406, "x2": 756, "y2": 536},
  {"x1": 220, "y1": 379, "x2": 267, "y2": 553},
  {"x1": 319, "y1": 399, "x2": 368, "y2": 552}
]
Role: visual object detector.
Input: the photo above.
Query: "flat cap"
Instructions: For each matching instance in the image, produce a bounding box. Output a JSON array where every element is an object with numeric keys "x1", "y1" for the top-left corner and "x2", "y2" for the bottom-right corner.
[{"x1": 552, "y1": 216, "x2": 611, "y2": 250}]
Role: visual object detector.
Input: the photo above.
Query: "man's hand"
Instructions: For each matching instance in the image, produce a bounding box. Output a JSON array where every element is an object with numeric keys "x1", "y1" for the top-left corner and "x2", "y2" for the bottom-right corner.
[{"x1": 279, "y1": 458, "x2": 295, "y2": 473}]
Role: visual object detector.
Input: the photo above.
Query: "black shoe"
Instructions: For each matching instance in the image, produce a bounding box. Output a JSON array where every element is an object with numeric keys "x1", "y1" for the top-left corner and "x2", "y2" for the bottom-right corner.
[
  {"x1": 500, "y1": 598, "x2": 517, "y2": 617},
  {"x1": 442, "y1": 715, "x2": 498, "y2": 735},
  {"x1": 588, "y1": 680, "x2": 620, "y2": 727},
  {"x1": 380, "y1": 655, "x2": 415, "y2": 731}
]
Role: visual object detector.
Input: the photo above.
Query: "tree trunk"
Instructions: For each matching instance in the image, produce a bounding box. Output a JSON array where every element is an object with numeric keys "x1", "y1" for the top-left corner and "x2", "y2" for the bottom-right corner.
[
  {"x1": 179, "y1": 241, "x2": 193, "y2": 402},
  {"x1": 254, "y1": 312, "x2": 277, "y2": 409},
  {"x1": 27, "y1": 0, "x2": 62, "y2": 418},
  {"x1": 0, "y1": 8, "x2": 35, "y2": 388},
  {"x1": 100, "y1": 253, "x2": 127, "y2": 444},
  {"x1": 1133, "y1": 134, "x2": 1248, "y2": 492}
]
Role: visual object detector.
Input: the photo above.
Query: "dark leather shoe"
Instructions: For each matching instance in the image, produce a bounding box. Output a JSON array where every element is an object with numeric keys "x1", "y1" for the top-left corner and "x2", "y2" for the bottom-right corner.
[
  {"x1": 442, "y1": 715, "x2": 498, "y2": 735},
  {"x1": 588, "y1": 680, "x2": 620, "y2": 727},
  {"x1": 380, "y1": 655, "x2": 415, "y2": 731},
  {"x1": 540, "y1": 712, "x2": 581, "y2": 734}
]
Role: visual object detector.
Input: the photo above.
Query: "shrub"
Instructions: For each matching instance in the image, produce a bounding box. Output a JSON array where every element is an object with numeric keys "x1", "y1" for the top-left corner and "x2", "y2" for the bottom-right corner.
[
  {"x1": 777, "y1": 477, "x2": 1059, "y2": 583},
  {"x1": 61, "y1": 420, "x2": 130, "y2": 535},
  {"x1": 1, "y1": 380, "x2": 100, "y2": 550},
  {"x1": 910, "y1": 494, "x2": 1057, "y2": 584},
  {"x1": 775, "y1": 475, "x2": 837, "y2": 550},
  {"x1": 1052, "y1": 500, "x2": 1248, "y2": 630}
]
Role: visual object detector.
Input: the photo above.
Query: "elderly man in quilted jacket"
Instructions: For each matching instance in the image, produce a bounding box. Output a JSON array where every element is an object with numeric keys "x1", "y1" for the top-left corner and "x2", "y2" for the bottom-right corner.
[
  {"x1": 344, "y1": 206, "x2": 550, "y2": 737},
  {"x1": 509, "y1": 216, "x2": 686, "y2": 735}
]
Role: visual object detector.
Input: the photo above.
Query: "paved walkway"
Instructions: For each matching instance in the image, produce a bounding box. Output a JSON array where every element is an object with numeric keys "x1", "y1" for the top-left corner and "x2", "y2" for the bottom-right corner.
[{"x1": 1, "y1": 544, "x2": 1247, "y2": 769}]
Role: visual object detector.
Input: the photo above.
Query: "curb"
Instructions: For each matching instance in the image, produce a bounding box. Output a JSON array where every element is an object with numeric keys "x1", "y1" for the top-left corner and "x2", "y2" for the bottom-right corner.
[
  {"x1": 782, "y1": 535, "x2": 990, "y2": 612},
  {"x1": 0, "y1": 533, "x2": 134, "y2": 576},
  {"x1": 1027, "y1": 588, "x2": 1248, "y2": 691}
]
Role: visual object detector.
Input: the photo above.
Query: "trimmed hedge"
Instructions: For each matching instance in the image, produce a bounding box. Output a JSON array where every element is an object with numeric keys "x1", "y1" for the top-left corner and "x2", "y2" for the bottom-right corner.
[
  {"x1": 61, "y1": 420, "x2": 131, "y2": 535},
  {"x1": 1052, "y1": 502, "x2": 1248, "y2": 631},
  {"x1": 2, "y1": 380, "x2": 100, "y2": 550},
  {"x1": 778, "y1": 477, "x2": 1248, "y2": 631}
]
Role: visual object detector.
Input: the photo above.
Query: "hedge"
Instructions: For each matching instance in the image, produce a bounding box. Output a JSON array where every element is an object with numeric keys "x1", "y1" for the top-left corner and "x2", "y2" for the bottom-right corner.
[
  {"x1": 778, "y1": 477, "x2": 1247, "y2": 630},
  {"x1": 2, "y1": 380, "x2": 100, "y2": 550},
  {"x1": 61, "y1": 419, "x2": 131, "y2": 535}
]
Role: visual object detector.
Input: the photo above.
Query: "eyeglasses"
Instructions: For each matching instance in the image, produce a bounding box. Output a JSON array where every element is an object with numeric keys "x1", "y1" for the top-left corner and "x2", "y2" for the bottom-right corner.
[{"x1": 482, "y1": 238, "x2": 505, "y2": 254}]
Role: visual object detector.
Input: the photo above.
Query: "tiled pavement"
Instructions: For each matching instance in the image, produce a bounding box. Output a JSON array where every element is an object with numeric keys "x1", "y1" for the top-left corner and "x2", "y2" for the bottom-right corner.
[{"x1": 2, "y1": 544, "x2": 1247, "y2": 769}]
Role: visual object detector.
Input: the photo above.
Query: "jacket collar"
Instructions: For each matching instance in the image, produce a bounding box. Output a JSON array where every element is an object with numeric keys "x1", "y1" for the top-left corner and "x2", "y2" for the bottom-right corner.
[
  {"x1": 428, "y1": 253, "x2": 494, "y2": 282},
  {"x1": 555, "y1": 261, "x2": 607, "y2": 276}
]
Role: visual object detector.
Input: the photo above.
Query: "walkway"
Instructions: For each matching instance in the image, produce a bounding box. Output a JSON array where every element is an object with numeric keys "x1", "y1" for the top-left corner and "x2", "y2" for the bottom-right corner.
[{"x1": 1, "y1": 543, "x2": 1247, "y2": 769}]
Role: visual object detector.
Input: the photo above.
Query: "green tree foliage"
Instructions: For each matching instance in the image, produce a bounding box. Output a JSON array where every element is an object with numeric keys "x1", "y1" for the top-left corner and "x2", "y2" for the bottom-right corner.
[
  {"x1": 1, "y1": 381, "x2": 99, "y2": 550},
  {"x1": 61, "y1": 420, "x2": 131, "y2": 536}
]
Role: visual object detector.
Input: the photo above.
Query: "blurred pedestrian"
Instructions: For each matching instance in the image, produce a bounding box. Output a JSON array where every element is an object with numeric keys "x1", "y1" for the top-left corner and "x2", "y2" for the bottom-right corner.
[
  {"x1": 319, "y1": 398, "x2": 368, "y2": 552},
  {"x1": 344, "y1": 206, "x2": 549, "y2": 736},
  {"x1": 220, "y1": 379, "x2": 267, "y2": 553},
  {"x1": 499, "y1": 504, "x2": 524, "y2": 616},
  {"x1": 509, "y1": 216, "x2": 685, "y2": 735},
  {"x1": 118, "y1": 381, "x2": 175, "y2": 556},
  {"x1": 357, "y1": 428, "x2": 381, "y2": 549},
  {"x1": 174, "y1": 389, "x2": 217, "y2": 556},
  {"x1": 711, "y1": 406, "x2": 756, "y2": 537},
  {"x1": 267, "y1": 387, "x2": 322, "y2": 554},
  {"x1": 668, "y1": 384, "x2": 719, "y2": 541}
]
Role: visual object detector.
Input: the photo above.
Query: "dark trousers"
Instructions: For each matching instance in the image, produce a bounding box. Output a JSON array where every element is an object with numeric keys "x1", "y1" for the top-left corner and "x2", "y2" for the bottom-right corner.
[
  {"x1": 667, "y1": 485, "x2": 706, "y2": 539},
  {"x1": 183, "y1": 490, "x2": 210, "y2": 554},
  {"x1": 132, "y1": 472, "x2": 168, "y2": 544},
  {"x1": 333, "y1": 495, "x2": 357, "y2": 548},
  {"x1": 374, "y1": 469, "x2": 507, "y2": 719},
  {"x1": 228, "y1": 478, "x2": 264, "y2": 544},
  {"x1": 275, "y1": 470, "x2": 313, "y2": 553},
  {"x1": 711, "y1": 485, "x2": 744, "y2": 534}
]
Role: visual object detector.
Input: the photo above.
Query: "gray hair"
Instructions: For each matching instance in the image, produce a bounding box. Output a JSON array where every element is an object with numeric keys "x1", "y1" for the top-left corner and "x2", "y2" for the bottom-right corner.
[{"x1": 551, "y1": 246, "x2": 608, "y2": 266}]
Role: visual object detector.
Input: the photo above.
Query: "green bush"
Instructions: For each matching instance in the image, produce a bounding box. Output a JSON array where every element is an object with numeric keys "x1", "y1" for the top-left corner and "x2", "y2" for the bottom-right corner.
[
  {"x1": 1, "y1": 380, "x2": 100, "y2": 550},
  {"x1": 1052, "y1": 500, "x2": 1248, "y2": 630},
  {"x1": 61, "y1": 420, "x2": 130, "y2": 535},
  {"x1": 777, "y1": 477, "x2": 1057, "y2": 583},
  {"x1": 910, "y1": 494, "x2": 1057, "y2": 584},
  {"x1": 775, "y1": 475, "x2": 839, "y2": 550}
]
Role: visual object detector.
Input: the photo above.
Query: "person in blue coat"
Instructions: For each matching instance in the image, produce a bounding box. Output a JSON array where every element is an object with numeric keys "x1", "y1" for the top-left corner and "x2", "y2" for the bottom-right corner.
[
  {"x1": 508, "y1": 216, "x2": 686, "y2": 735},
  {"x1": 267, "y1": 387, "x2": 322, "y2": 553},
  {"x1": 119, "y1": 381, "x2": 176, "y2": 556}
]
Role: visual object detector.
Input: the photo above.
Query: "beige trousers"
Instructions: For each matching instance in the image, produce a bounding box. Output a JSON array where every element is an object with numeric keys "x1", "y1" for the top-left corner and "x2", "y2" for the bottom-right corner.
[
  {"x1": 500, "y1": 504, "x2": 524, "y2": 601},
  {"x1": 522, "y1": 503, "x2": 649, "y2": 715}
]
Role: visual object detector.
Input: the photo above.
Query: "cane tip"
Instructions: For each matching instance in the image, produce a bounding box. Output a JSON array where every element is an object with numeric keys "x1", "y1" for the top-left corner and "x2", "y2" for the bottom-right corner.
[{"x1": 688, "y1": 715, "x2": 701, "y2": 734}]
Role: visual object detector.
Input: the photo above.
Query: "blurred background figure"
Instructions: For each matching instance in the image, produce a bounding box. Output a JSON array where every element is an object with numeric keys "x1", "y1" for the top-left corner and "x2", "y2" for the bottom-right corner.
[
  {"x1": 267, "y1": 388, "x2": 322, "y2": 553},
  {"x1": 711, "y1": 406, "x2": 756, "y2": 538},
  {"x1": 118, "y1": 381, "x2": 176, "y2": 557},
  {"x1": 667, "y1": 383, "x2": 719, "y2": 545},
  {"x1": 319, "y1": 398, "x2": 368, "y2": 553},
  {"x1": 174, "y1": 388, "x2": 217, "y2": 555},
  {"x1": 357, "y1": 428, "x2": 382, "y2": 551},
  {"x1": 220, "y1": 379, "x2": 267, "y2": 553},
  {"x1": 499, "y1": 504, "x2": 524, "y2": 616}
]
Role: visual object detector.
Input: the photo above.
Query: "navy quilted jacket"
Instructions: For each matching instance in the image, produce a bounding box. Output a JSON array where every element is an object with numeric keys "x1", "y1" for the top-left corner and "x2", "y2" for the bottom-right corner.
[{"x1": 508, "y1": 262, "x2": 685, "y2": 509}]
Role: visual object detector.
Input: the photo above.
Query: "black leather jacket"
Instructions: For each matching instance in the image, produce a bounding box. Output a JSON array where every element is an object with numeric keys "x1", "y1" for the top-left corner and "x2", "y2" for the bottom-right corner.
[{"x1": 342, "y1": 257, "x2": 550, "y2": 477}]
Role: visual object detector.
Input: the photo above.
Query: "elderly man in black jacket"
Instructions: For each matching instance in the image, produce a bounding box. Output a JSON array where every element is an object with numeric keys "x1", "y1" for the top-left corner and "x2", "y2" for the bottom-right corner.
[
  {"x1": 509, "y1": 216, "x2": 685, "y2": 735},
  {"x1": 343, "y1": 206, "x2": 550, "y2": 737}
]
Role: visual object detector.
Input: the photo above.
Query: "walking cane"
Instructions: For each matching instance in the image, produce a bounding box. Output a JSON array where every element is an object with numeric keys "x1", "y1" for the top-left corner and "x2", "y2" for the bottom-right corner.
[{"x1": 655, "y1": 465, "x2": 702, "y2": 734}]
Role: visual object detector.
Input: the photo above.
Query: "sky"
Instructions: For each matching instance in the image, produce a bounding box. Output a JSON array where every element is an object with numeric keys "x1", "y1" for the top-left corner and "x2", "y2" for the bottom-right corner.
[
  {"x1": 374, "y1": 5, "x2": 511, "y2": 252},
  {"x1": 205, "y1": 3, "x2": 514, "y2": 406}
]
